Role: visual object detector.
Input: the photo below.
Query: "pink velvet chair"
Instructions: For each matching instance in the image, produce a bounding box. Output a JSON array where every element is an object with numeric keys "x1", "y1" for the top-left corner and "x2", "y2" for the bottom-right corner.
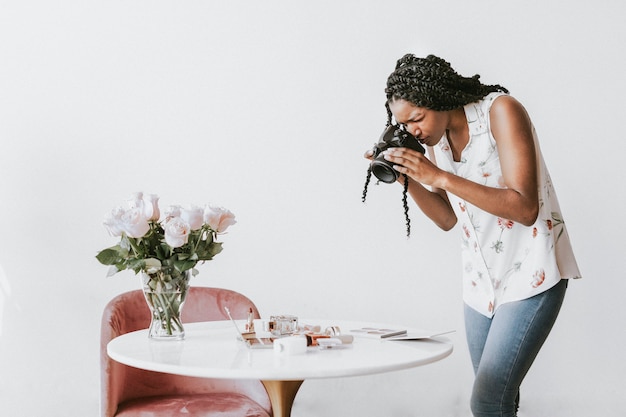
[{"x1": 101, "y1": 287, "x2": 272, "y2": 417}]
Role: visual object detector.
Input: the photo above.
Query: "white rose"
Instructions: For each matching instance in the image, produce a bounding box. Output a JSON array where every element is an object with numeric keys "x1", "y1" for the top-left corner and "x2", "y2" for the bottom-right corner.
[
  {"x1": 204, "y1": 206, "x2": 236, "y2": 233},
  {"x1": 144, "y1": 194, "x2": 160, "y2": 221},
  {"x1": 181, "y1": 206, "x2": 204, "y2": 230},
  {"x1": 103, "y1": 207, "x2": 125, "y2": 237},
  {"x1": 164, "y1": 217, "x2": 190, "y2": 248},
  {"x1": 164, "y1": 205, "x2": 182, "y2": 222},
  {"x1": 120, "y1": 207, "x2": 150, "y2": 238},
  {"x1": 128, "y1": 192, "x2": 144, "y2": 210}
]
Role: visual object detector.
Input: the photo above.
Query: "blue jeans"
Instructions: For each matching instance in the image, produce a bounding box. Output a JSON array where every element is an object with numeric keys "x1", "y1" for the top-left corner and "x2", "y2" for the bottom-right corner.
[{"x1": 464, "y1": 279, "x2": 568, "y2": 417}]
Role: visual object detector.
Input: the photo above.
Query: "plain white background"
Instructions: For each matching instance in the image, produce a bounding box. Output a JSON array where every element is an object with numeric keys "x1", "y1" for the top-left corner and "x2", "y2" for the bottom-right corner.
[{"x1": 1, "y1": 1, "x2": 624, "y2": 416}]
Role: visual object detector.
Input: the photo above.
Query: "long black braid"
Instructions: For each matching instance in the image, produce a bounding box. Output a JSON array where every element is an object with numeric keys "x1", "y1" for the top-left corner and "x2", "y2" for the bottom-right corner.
[
  {"x1": 363, "y1": 54, "x2": 508, "y2": 237},
  {"x1": 361, "y1": 168, "x2": 411, "y2": 237}
]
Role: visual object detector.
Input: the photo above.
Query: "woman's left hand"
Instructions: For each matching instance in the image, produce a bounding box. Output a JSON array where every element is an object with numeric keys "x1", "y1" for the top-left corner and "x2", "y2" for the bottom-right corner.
[{"x1": 383, "y1": 147, "x2": 442, "y2": 187}]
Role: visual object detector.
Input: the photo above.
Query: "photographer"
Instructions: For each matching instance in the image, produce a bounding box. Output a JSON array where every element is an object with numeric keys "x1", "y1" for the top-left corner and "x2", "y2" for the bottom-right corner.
[{"x1": 364, "y1": 54, "x2": 581, "y2": 417}]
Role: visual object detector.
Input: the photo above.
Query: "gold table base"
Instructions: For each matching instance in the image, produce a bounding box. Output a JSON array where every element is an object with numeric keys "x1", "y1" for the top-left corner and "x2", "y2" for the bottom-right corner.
[{"x1": 261, "y1": 380, "x2": 304, "y2": 417}]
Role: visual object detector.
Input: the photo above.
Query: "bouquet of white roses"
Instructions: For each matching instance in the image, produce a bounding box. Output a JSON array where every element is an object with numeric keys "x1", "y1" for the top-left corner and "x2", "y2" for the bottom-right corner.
[{"x1": 96, "y1": 192, "x2": 236, "y2": 277}]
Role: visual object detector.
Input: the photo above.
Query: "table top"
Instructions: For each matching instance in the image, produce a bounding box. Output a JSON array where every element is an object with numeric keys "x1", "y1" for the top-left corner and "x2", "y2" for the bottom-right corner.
[{"x1": 107, "y1": 320, "x2": 453, "y2": 381}]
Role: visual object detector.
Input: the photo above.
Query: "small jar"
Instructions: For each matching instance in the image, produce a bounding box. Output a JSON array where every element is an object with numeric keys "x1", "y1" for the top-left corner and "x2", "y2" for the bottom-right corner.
[{"x1": 268, "y1": 315, "x2": 298, "y2": 336}]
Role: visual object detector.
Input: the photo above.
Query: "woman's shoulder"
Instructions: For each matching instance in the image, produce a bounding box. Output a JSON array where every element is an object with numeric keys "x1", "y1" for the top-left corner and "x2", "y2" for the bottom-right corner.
[
  {"x1": 486, "y1": 93, "x2": 534, "y2": 146},
  {"x1": 488, "y1": 93, "x2": 525, "y2": 112},
  {"x1": 487, "y1": 93, "x2": 530, "y2": 124}
]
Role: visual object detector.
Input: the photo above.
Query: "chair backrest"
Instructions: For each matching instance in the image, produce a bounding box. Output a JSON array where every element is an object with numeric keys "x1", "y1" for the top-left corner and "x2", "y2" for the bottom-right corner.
[{"x1": 100, "y1": 286, "x2": 270, "y2": 417}]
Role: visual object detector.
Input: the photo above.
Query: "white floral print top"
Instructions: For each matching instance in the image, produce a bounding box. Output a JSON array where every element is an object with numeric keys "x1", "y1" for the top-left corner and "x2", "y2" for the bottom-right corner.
[{"x1": 433, "y1": 92, "x2": 581, "y2": 318}]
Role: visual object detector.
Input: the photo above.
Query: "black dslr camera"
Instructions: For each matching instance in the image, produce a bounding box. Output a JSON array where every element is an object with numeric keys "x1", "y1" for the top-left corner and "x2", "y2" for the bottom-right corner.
[
  {"x1": 362, "y1": 124, "x2": 425, "y2": 237},
  {"x1": 369, "y1": 124, "x2": 425, "y2": 183}
]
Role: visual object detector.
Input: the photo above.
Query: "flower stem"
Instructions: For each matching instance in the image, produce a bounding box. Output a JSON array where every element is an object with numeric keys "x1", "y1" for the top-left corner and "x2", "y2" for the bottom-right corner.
[{"x1": 142, "y1": 269, "x2": 189, "y2": 337}]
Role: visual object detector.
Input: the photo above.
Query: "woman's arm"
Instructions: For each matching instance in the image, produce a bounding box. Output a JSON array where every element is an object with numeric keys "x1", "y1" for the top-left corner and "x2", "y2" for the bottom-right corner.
[
  {"x1": 404, "y1": 173, "x2": 457, "y2": 231},
  {"x1": 384, "y1": 95, "x2": 539, "y2": 226},
  {"x1": 364, "y1": 148, "x2": 457, "y2": 231}
]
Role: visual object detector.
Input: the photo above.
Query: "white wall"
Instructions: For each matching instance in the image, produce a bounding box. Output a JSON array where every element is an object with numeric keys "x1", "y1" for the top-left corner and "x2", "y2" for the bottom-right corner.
[{"x1": 1, "y1": 1, "x2": 624, "y2": 416}]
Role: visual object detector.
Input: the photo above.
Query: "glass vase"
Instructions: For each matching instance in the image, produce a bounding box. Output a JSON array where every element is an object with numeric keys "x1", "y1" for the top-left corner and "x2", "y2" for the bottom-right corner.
[{"x1": 140, "y1": 267, "x2": 191, "y2": 340}]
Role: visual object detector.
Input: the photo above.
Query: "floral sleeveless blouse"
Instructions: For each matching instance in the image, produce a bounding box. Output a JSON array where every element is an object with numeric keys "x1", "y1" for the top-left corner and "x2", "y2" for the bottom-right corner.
[{"x1": 433, "y1": 92, "x2": 581, "y2": 318}]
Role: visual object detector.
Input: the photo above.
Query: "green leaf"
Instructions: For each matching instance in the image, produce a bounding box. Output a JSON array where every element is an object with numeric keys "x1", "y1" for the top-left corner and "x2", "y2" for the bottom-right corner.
[
  {"x1": 144, "y1": 258, "x2": 162, "y2": 272},
  {"x1": 208, "y1": 242, "x2": 223, "y2": 257},
  {"x1": 159, "y1": 243, "x2": 172, "y2": 258},
  {"x1": 173, "y1": 259, "x2": 196, "y2": 273},
  {"x1": 96, "y1": 248, "x2": 123, "y2": 265},
  {"x1": 127, "y1": 258, "x2": 146, "y2": 274},
  {"x1": 177, "y1": 253, "x2": 190, "y2": 261}
]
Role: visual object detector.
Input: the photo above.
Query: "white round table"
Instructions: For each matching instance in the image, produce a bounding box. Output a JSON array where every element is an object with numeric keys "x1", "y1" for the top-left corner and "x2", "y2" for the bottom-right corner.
[{"x1": 108, "y1": 320, "x2": 453, "y2": 417}]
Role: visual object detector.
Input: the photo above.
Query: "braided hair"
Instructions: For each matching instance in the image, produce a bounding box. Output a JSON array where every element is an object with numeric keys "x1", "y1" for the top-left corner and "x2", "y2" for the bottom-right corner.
[
  {"x1": 363, "y1": 54, "x2": 508, "y2": 237},
  {"x1": 384, "y1": 54, "x2": 508, "y2": 122}
]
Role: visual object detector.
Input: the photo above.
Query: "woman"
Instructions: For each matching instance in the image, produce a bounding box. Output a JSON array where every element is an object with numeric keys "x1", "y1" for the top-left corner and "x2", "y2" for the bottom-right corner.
[{"x1": 366, "y1": 54, "x2": 581, "y2": 417}]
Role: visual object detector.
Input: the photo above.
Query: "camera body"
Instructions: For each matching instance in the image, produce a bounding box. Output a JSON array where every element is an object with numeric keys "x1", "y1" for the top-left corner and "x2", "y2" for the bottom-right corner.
[{"x1": 370, "y1": 124, "x2": 425, "y2": 183}]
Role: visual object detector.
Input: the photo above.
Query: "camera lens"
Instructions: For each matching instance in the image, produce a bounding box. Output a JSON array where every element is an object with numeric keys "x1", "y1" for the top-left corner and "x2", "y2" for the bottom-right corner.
[{"x1": 370, "y1": 155, "x2": 398, "y2": 183}]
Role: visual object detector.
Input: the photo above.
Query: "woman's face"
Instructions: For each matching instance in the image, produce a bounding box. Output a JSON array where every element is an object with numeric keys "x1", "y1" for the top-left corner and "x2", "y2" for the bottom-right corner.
[{"x1": 388, "y1": 99, "x2": 449, "y2": 147}]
